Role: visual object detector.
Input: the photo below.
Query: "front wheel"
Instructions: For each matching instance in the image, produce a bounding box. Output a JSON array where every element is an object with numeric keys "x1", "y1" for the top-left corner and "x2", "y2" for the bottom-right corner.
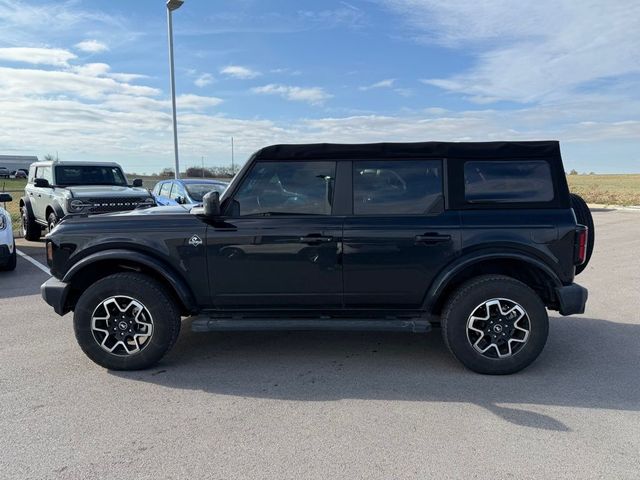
[
  {"x1": 73, "y1": 272, "x2": 181, "y2": 370},
  {"x1": 441, "y1": 275, "x2": 549, "y2": 375},
  {"x1": 47, "y1": 212, "x2": 59, "y2": 233}
]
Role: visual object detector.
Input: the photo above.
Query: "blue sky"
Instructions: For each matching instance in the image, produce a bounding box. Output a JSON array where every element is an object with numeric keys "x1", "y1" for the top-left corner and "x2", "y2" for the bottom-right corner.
[{"x1": 0, "y1": 0, "x2": 639, "y2": 173}]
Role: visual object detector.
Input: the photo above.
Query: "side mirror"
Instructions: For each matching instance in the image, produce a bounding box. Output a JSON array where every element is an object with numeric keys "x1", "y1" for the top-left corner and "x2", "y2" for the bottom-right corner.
[
  {"x1": 0, "y1": 193, "x2": 12, "y2": 203},
  {"x1": 132, "y1": 179, "x2": 143, "y2": 188},
  {"x1": 203, "y1": 191, "x2": 220, "y2": 217},
  {"x1": 34, "y1": 178, "x2": 50, "y2": 188}
]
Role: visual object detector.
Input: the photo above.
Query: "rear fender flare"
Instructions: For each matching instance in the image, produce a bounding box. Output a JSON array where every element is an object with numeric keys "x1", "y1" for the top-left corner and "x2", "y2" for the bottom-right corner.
[
  {"x1": 20, "y1": 196, "x2": 34, "y2": 217},
  {"x1": 423, "y1": 252, "x2": 562, "y2": 312}
]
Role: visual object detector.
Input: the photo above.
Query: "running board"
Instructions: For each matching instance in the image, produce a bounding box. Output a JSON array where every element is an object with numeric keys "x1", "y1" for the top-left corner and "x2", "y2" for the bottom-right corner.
[{"x1": 190, "y1": 317, "x2": 431, "y2": 333}]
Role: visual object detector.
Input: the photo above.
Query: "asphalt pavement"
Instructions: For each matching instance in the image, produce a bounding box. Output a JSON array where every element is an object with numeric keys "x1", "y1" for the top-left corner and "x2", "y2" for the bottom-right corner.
[{"x1": 1, "y1": 209, "x2": 639, "y2": 479}]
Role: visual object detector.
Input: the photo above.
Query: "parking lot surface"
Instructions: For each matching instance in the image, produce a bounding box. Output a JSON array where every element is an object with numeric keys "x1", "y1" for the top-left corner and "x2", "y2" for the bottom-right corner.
[{"x1": 1, "y1": 210, "x2": 639, "y2": 479}]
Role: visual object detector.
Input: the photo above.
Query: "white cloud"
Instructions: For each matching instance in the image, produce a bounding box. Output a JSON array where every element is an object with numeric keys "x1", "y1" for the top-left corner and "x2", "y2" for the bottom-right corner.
[
  {"x1": 108, "y1": 72, "x2": 148, "y2": 82},
  {"x1": 252, "y1": 84, "x2": 332, "y2": 105},
  {"x1": 0, "y1": 66, "x2": 159, "y2": 99},
  {"x1": 384, "y1": 0, "x2": 640, "y2": 104},
  {"x1": 75, "y1": 39, "x2": 109, "y2": 53},
  {"x1": 220, "y1": 65, "x2": 261, "y2": 79},
  {"x1": 194, "y1": 73, "x2": 214, "y2": 87},
  {"x1": 71, "y1": 63, "x2": 111, "y2": 77},
  {"x1": 177, "y1": 94, "x2": 223, "y2": 110},
  {"x1": 0, "y1": 47, "x2": 76, "y2": 66},
  {"x1": 359, "y1": 79, "x2": 395, "y2": 91}
]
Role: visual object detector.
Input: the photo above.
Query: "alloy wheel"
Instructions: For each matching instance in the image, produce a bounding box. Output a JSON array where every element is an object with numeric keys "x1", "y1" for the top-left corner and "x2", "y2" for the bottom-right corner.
[
  {"x1": 466, "y1": 298, "x2": 530, "y2": 359},
  {"x1": 91, "y1": 296, "x2": 154, "y2": 356}
]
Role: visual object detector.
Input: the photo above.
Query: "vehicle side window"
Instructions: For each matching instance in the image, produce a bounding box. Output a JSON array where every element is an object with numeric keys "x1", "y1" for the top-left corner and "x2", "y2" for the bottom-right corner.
[
  {"x1": 231, "y1": 161, "x2": 336, "y2": 216},
  {"x1": 353, "y1": 160, "x2": 443, "y2": 215},
  {"x1": 170, "y1": 183, "x2": 186, "y2": 200},
  {"x1": 464, "y1": 160, "x2": 554, "y2": 203},
  {"x1": 152, "y1": 182, "x2": 162, "y2": 195},
  {"x1": 28, "y1": 166, "x2": 36, "y2": 183},
  {"x1": 159, "y1": 182, "x2": 172, "y2": 197},
  {"x1": 35, "y1": 166, "x2": 53, "y2": 184}
]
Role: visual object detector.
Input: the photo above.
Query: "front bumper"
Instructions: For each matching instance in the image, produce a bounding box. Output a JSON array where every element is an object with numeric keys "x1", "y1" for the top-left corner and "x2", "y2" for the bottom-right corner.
[
  {"x1": 555, "y1": 283, "x2": 588, "y2": 316},
  {"x1": 41, "y1": 277, "x2": 71, "y2": 316}
]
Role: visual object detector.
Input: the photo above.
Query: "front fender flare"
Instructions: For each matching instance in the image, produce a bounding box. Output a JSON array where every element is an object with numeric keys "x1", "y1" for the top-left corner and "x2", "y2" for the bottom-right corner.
[
  {"x1": 423, "y1": 252, "x2": 562, "y2": 312},
  {"x1": 62, "y1": 249, "x2": 198, "y2": 313}
]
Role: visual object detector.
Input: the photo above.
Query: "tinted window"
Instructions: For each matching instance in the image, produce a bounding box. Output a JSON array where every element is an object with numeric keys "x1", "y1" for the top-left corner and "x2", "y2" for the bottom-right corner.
[
  {"x1": 464, "y1": 161, "x2": 554, "y2": 203},
  {"x1": 353, "y1": 160, "x2": 443, "y2": 215},
  {"x1": 233, "y1": 161, "x2": 336, "y2": 216},
  {"x1": 54, "y1": 166, "x2": 127, "y2": 186},
  {"x1": 159, "y1": 182, "x2": 172, "y2": 197}
]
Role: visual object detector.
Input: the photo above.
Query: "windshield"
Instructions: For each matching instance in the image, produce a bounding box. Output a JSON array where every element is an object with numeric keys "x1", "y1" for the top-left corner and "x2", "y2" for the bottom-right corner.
[
  {"x1": 54, "y1": 165, "x2": 128, "y2": 186},
  {"x1": 185, "y1": 183, "x2": 227, "y2": 202}
]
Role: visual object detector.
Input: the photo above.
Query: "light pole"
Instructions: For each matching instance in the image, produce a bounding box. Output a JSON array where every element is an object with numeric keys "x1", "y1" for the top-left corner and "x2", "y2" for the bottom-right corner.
[{"x1": 166, "y1": 0, "x2": 184, "y2": 179}]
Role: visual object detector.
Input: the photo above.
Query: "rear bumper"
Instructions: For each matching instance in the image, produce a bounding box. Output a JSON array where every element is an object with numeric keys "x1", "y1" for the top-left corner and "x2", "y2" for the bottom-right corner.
[
  {"x1": 555, "y1": 283, "x2": 588, "y2": 316},
  {"x1": 41, "y1": 277, "x2": 71, "y2": 316}
]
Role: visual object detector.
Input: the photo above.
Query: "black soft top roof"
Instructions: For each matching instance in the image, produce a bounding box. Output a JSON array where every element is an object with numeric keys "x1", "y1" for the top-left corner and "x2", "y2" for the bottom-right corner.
[{"x1": 252, "y1": 141, "x2": 560, "y2": 161}]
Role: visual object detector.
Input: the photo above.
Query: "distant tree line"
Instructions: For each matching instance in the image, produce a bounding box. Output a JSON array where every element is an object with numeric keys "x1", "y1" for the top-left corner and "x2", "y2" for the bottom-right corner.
[{"x1": 155, "y1": 166, "x2": 237, "y2": 178}]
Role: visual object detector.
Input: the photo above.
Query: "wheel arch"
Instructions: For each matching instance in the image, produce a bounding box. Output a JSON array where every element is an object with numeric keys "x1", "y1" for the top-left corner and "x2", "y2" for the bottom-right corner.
[
  {"x1": 20, "y1": 196, "x2": 33, "y2": 214},
  {"x1": 424, "y1": 252, "x2": 562, "y2": 315},
  {"x1": 62, "y1": 249, "x2": 198, "y2": 316},
  {"x1": 46, "y1": 201, "x2": 65, "y2": 220}
]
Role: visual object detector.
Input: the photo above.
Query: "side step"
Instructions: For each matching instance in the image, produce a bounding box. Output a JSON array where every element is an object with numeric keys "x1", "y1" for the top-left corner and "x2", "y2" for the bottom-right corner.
[{"x1": 190, "y1": 317, "x2": 431, "y2": 333}]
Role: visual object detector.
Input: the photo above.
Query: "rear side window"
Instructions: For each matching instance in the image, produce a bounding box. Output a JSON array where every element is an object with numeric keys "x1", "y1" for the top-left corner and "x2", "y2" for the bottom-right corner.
[
  {"x1": 353, "y1": 160, "x2": 442, "y2": 215},
  {"x1": 232, "y1": 161, "x2": 336, "y2": 216},
  {"x1": 464, "y1": 160, "x2": 554, "y2": 203}
]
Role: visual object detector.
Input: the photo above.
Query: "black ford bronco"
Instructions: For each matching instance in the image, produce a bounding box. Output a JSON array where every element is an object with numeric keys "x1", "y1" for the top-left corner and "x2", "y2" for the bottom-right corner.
[{"x1": 41, "y1": 141, "x2": 593, "y2": 374}]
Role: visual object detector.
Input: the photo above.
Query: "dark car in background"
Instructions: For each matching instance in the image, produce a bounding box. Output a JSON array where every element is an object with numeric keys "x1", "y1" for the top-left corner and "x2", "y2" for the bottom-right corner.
[{"x1": 152, "y1": 178, "x2": 228, "y2": 206}]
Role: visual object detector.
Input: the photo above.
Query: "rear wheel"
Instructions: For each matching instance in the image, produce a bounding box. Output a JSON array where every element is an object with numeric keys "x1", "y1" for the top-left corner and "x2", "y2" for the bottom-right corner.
[
  {"x1": 570, "y1": 193, "x2": 594, "y2": 275},
  {"x1": 73, "y1": 272, "x2": 181, "y2": 370},
  {"x1": 441, "y1": 275, "x2": 548, "y2": 375},
  {"x1": 21, "y1": 206, "x2": 41, "y2": 241}
]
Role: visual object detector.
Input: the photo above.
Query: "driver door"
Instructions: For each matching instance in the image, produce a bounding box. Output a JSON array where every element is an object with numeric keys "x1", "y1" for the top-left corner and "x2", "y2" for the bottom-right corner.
[{"x1": 206, "y1": 160, "x2": 343, "y2": 309}]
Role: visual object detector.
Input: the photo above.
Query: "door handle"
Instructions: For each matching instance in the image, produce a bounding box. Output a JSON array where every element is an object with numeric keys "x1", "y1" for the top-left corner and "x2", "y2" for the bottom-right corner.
[
  {"x1": 415, "y1": 233, "x2": 451, "y2": 245},
  {"x1": 299, "y1": 234, "x2": 333, "y2": 244}
]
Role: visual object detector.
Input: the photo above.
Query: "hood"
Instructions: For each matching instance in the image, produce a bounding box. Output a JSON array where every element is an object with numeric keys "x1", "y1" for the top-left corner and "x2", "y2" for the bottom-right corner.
[
  {"x1": 66, "y1": 185, "x2": 151, "y2": 198},
  {"x1": 99, "y1": 204, "x2": 191, "y2": 216}
]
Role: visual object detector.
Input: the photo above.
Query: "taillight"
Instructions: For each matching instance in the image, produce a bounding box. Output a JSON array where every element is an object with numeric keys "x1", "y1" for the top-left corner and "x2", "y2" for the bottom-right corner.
[{"x1": 575, "y1": 226, "x2": 588, "y2": 265}]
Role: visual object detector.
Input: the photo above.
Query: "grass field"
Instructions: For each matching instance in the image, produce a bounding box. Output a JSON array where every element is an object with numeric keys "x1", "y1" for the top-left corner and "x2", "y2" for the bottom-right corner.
[
  {"x1": 567, "y1": 174, "x2": 640, "y2": 207},
  {"x1": 2, "y1": 174, "x2": 639, "y2": 234}
]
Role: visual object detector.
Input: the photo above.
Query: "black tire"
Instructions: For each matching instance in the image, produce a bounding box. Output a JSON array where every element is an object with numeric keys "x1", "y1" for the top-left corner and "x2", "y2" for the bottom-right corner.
[
  {"x1": 73, "y1": 272, "x2": 181, "y2": 370},
  {"x1": 21, "y1": 205, "x2": 41, "y2": 241},
  {"x1": 47, "y1": 212, "x2": 59, "y2": 233},
  {"x1": 441, "y1": 275, "x2": 549, "y2": 375},
  {"x1": 0, "y1": 242, "x2": 16, "y2": 271},
  {"x1": 570, "y1": 193, "x2": 594, "y2": 275}
]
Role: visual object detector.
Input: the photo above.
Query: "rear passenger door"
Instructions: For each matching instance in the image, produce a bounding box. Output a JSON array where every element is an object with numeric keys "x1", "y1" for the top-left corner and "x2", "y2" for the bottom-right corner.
[{"x1": 343, "y1": 159, "x2": 461, "y2": 309}]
